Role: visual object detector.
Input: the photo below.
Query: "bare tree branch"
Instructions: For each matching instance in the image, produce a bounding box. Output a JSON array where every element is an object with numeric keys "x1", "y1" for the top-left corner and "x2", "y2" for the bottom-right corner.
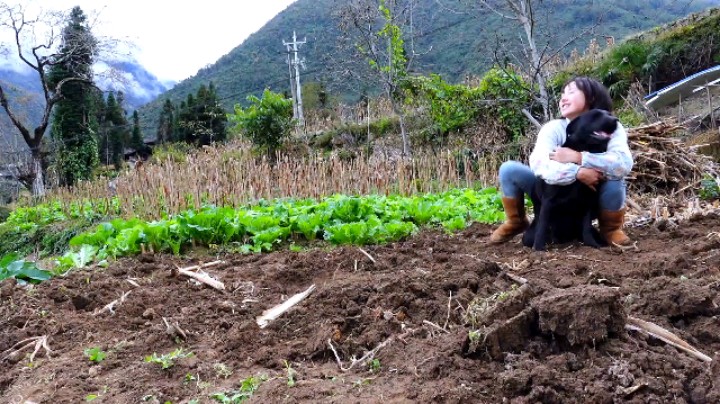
[{"x1": 0, "y1": 4, "x2": 100, "y2": 196}]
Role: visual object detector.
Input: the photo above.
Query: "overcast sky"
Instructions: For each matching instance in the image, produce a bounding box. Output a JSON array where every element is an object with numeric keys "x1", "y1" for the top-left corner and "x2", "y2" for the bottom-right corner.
[{"x1": 1, "y1": 0, "x2": 297, "y2": 83}]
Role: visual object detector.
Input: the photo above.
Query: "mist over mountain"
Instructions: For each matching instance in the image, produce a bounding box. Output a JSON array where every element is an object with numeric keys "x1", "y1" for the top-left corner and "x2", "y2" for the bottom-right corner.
[
  {"x1": 0, "y1": 58, "x2": 173, "y2": 148},
  {"x1": 95, "y1": 59, "x2": 176, "y2": 110}
]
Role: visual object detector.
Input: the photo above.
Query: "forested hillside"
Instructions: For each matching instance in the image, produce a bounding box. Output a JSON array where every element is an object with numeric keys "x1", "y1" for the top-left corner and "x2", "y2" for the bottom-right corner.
[{"x1": 138, "y1": 0, "x2": 719, "y2": 131}]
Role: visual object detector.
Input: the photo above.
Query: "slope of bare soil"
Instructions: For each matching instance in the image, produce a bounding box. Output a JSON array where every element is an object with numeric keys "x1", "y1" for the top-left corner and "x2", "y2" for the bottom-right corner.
[{"x1": 1, "y1": 213, "x2": 720, "y2": 403}]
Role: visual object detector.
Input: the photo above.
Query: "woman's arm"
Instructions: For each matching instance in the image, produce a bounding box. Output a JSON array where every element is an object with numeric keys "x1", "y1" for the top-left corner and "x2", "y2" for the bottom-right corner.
[
  {"x1": 529, "y1": 120, "x2": 581, "y2": 185},
  {"x1": 579, "y1": 123, "x2": 634, "y2": 179}
]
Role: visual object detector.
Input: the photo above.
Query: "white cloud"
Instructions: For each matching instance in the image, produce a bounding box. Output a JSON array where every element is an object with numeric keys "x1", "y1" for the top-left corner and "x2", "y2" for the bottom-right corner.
[{"x1": 1, "y1": 0, "x2": 297, "y2": 82}]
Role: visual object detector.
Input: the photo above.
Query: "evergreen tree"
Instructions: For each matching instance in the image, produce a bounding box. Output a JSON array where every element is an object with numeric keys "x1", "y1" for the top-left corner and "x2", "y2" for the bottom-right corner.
[
  {"x1": 97, "y1": 93, "x2": 111, "y2": 166},
  {"x1": 103, "y1": 91, "x2": 129, "y2": 169},
  {"x1": 156, "y1": 99, "x2": 176, "y2": 143},
  {"x1": 177, "y1": 94, "x2": 195, "y2": 142},
  {"x1": 47, "y1": 6, "x2": 99, "y2": 186},
  {"x1": 131, "y1": 110, "x2": 146, "y2": 153},
  {"x1": 207, "y1": 82, "x2": 228, "y2": 143},
  {"x1": 91, "y1": 90, "x2": 108, "y2": 164},
  {"x1": 176, "y1": 83, "x2": 227, "y2": 145},
  {"x1": 195, "y1": 82, "x2": 227, "y2": 144}
]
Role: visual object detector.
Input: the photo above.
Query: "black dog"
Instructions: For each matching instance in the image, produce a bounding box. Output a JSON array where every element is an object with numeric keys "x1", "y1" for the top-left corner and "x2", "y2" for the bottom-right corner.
[{"x1": 523, "y1": 109, "x2": 618, "y2": 251}]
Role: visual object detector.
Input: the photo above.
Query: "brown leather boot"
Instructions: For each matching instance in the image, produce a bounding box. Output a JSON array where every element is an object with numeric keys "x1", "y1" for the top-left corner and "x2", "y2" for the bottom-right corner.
[
  {"x1": 599, "y1": 209, "x2": 631, "y2": 246},
  {"x1": 490, "y1": 197, "x2": 529, "y2": 244}
]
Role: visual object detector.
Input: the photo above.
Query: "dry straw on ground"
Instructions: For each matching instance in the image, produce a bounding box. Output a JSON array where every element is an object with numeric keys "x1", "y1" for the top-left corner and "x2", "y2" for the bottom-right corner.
[
  {"x1": 46, "y1": 141, "x2": 502, "y2": 218},
  {"x1": 42, "y1": 116, "x2": 718, "y2": 220}
]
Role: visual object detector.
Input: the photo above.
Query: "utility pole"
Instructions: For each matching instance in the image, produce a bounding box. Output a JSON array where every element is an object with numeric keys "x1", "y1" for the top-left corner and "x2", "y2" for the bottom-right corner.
[
  {"x1": 283, "y1": 31, "x2": 306, "y2": 127},
  {"x1": 286, "y1": 51, "x2": 298, "y2": 120}
]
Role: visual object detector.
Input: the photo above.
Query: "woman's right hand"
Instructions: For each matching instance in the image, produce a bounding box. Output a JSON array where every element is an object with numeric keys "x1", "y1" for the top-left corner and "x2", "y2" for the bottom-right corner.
[{"x1": 576, "y1": 167, "x2": 604, "y2": 191}]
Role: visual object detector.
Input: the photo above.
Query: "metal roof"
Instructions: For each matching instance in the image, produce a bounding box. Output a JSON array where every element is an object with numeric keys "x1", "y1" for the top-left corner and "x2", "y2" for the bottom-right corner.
[{"x1": 644, "y1": 65, "x2": 720, "y2": 110}]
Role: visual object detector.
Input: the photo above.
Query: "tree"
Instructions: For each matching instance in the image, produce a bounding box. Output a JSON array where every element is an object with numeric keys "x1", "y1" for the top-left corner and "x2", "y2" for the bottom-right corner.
[
  {"x1": 338, "y1": 0, "x2": 416, "y2": 156},
  {"x1": 47, "y1": 6, "x2": 100, "y2": 186},
  {"x1": 100, "y1": 91, "x2": 128, "y2": 169},
  {"x1": 464, "y1": 0, "x2": 553, "y2": 122},
  {"x1": 130, "y1": 110, "x2": 145, "y2": 153},
  {"x1": 229, "y1": 89, "x2": 293, "y2": 157},
  {"x1": 196, "y1": 82, "x2": 228, "y2": 145},
  {"x1": 176, "y1": 94, "x2": 195, "y2": 143},
  {"x1": 0, "y1": 4, "x2": 98, "y2": 195},
  {"x1": 156, "y1": 99, "x2": 176, "y2": 143},
  {"x1": 176, "y1": 83, "x2": 227, "y2": 146},
  {"x1": 465, "y1": 0, "x2": 695, "y2": 123},
  {"x1": 303, "y1": 81, "x2": 334, "y2": 110}
]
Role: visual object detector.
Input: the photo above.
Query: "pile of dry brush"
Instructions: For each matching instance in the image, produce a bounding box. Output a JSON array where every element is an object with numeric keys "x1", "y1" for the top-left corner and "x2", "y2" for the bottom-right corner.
[{"x1": 626, "y1": 120, "x2": 719, "y2": 198}]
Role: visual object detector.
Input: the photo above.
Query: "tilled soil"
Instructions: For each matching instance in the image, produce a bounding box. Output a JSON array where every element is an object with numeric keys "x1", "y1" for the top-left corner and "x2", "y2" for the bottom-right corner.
[{"x1": 1, "y1": 214, "x2": 720, "y2": 403}]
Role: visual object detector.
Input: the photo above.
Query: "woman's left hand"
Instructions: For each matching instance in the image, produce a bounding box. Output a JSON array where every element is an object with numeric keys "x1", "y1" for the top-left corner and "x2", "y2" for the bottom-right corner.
[{"x1": 549, "y1": 147, "x2": 582, "y2": 164}]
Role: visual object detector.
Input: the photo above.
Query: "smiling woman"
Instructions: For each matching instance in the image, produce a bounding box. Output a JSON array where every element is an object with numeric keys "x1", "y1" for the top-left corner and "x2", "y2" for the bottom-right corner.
[{"x1": 490, "y1": 76, "x2": 635, "y2": 248}]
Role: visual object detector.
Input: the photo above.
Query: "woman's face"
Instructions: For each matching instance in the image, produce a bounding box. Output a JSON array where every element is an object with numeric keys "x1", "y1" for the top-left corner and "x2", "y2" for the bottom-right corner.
[{"x1": 559, "y1": 81, "x2": 588, "y2": 120}]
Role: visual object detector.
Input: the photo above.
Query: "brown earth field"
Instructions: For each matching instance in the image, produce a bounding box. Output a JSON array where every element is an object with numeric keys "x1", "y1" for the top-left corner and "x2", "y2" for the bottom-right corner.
[{"x1": 1, "y1": 213, "x2": 720, "y2": 404}]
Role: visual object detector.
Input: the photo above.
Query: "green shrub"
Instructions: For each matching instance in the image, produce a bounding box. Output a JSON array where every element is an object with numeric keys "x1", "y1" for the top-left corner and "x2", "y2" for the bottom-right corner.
[
  {"x1": 407, "y1": 68, "x2": 531, "y2": 143},
  {"x1": 406, "y1": 74, "x2": 484, "y2": 138},
  {"x1": 150, "y1": 142, "x2": 194, "y2": 164},
  {"x1": 700, "y1": 175, "x2": 720, "y2": 200},
  {"x1": 368, "y1": 116, "x2": 400, "y2": 136},
  {"x1": 477, "y1": 67, "x2": 532, "y2": 140},
  {"x1": 616, "y1": 107, "x2": 646, "y2": 127},
  {"x1": 311, "y1": 117, "x2": 400, "y2": 150},
  {"x1": 0, "y1": 223, "x2": 40, "y2": 257},
  {"x1": 594, "y1": 40, "x2": 654, "y2": 97},
  {"x1": 229, "y1": 89, "x2": 294, "y2": 155},
  {"x1": 40, "y1": 220, "x2": 93, "y2": 257}
]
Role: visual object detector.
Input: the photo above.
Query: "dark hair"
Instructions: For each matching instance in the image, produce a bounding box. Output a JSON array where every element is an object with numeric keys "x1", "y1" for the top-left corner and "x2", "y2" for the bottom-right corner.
[{"x1": 564, "y1": 76, "x2": 613, "y2": 113}]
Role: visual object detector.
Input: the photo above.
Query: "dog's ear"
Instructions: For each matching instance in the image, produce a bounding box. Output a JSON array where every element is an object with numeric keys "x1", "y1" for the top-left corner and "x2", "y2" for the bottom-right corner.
[
  {"x1": 566, "y1": 115, "x2": 580, "y2": 136},
  {"x1": 598, "y1": 110, "x2": 618, "y2": 134}
]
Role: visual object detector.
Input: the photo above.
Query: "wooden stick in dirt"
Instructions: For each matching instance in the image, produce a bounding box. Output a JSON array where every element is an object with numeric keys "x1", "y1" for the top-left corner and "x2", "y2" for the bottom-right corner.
[
  {"x1": 327, "y1": 328, "x2": 416, "y2": 371},
  {"x1": 423, "y1": 320, "x2": 450, "y2": 334},
  {"x1": 503, "y1": 272, "x2": 528, "y2": 285},
  {"x1": 163, "y1": 317, "x2": 189, "y2": 340},
  {"x1": 175, "y1": 261, "x2": 226, "y2": 291},
  {"x1": 93, "y1": 290, "x2": 132, "y2": 316},
  {"x1": 357, "y1": 247, "x2": 376, "y2": 263},
  {"x1": 1, "y1": 335, "x2": 51, "y2": 362},
  {"x1": 625, "y1": 316, "x2": 712, "y2": 363},
  {"x1": 443, "y1": 291, "x2": 452, "y2": 330},
  {"x1": 256, "y1": 284, "x2": 316, "y2": 328},
  {"x1": 178, "y1": 260, "x2": 224, "y2": 271}
]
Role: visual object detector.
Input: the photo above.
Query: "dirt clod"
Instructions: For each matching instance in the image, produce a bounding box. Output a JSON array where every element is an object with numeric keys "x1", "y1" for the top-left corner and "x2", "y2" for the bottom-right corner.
[{"x1": 532, "y1": 285, "x2": 626, "y2": 345}]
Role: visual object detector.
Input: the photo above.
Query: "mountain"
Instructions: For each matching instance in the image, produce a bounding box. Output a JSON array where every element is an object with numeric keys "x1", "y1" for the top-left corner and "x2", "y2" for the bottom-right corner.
[
  {"x1": 94, "y1": 59, "x2": 176, "y2": 112},
  {"x1": 0, "y1": 58, "x2": 173, "y2": 149},
  {"x1": 136, "y1": 0, "x2": 720, "y2": 134}
]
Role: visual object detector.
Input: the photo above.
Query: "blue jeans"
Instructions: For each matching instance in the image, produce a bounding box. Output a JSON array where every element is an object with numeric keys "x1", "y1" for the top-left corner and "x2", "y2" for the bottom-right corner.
[{"x1": 498, "y1": 160, "x2": 626, "y2": 211}]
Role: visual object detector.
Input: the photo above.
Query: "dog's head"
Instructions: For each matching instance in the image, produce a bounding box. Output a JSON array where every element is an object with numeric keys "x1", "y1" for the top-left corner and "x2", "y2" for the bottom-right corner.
[{"x1": 564, "y1": 109, "x2": 618, "y2": 153}]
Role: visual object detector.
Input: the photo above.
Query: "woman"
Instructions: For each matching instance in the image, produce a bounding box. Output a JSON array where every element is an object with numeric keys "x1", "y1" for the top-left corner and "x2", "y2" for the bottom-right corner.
[{"x1": 490, "y1": 76, "x2": 634, "y2": 246}]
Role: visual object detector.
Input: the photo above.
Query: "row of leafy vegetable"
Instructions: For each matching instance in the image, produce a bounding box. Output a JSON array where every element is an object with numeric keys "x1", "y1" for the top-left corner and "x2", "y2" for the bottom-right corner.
[{"x1": 0, "y1": 187, "x2": 504, "y2": 284}]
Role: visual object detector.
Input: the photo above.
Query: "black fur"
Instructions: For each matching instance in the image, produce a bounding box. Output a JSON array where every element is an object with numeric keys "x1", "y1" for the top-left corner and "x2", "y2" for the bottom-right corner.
[{"x1": 523, "y1": 109, "x2": 618, "y2": 251}]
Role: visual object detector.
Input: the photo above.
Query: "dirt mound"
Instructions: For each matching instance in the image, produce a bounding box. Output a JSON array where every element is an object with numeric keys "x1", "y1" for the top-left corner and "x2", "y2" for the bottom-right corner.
[{"x1": 2, "y1": 214, "x2": 720, "y2": 403}]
